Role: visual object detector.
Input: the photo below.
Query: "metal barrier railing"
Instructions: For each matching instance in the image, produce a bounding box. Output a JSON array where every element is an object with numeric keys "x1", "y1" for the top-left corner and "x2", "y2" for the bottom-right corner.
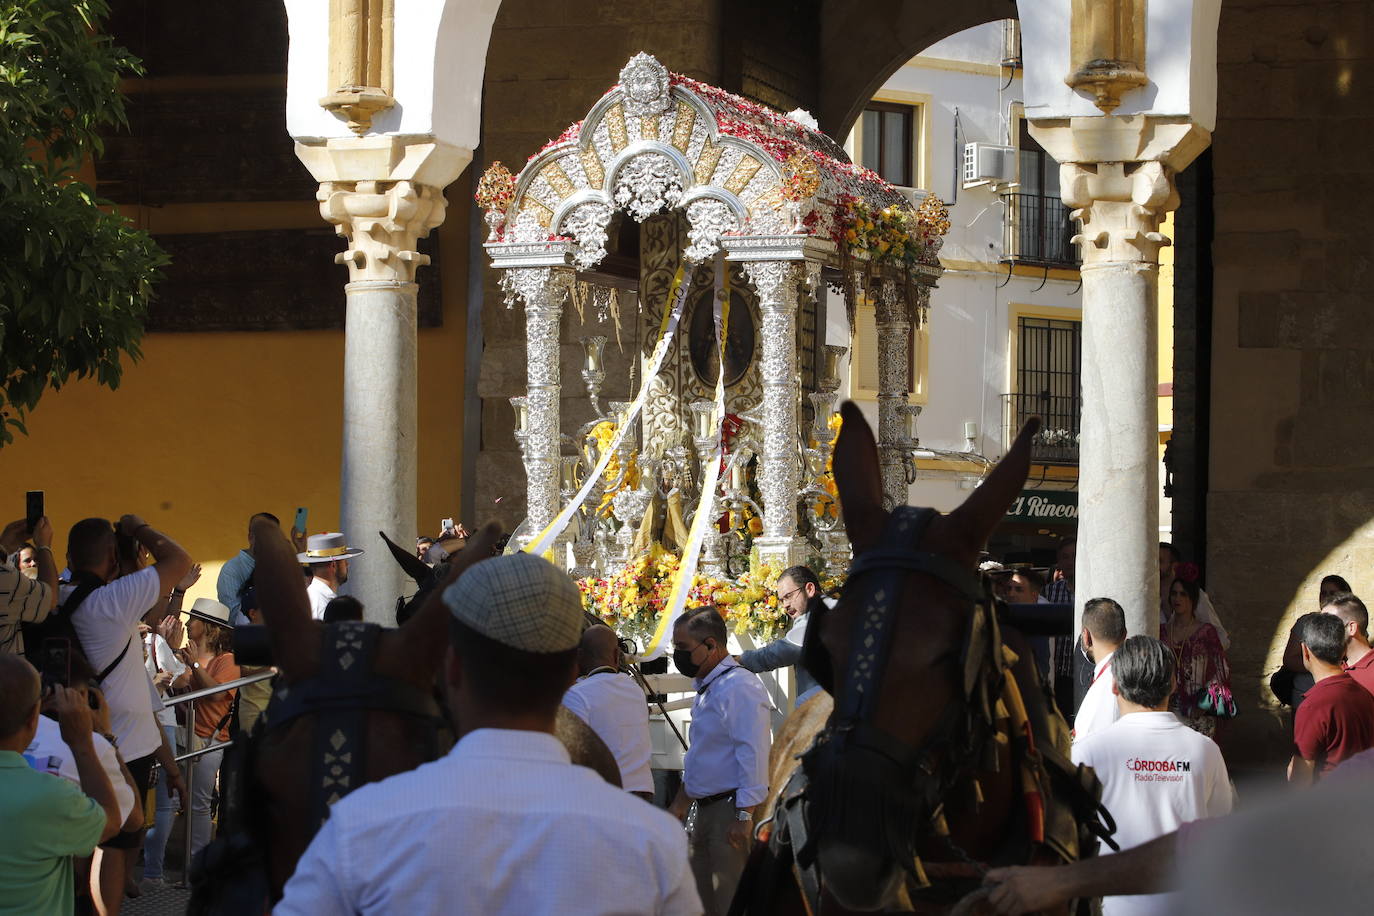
[{"x1": 156, "y1": 669, "x2": 275, "y2": 887}]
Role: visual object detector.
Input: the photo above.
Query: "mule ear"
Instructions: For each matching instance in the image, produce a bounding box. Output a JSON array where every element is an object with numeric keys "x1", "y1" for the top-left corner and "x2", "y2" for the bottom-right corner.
[
  {"x1": 949, "y1": 417, "x2": 1041, "y2": 549},
  {"x1": 833, "y1": 401, "x2": 885, "y2": 554},
  {"x1": 379, "y1": 530, "x2": 433, "y2": 586}
]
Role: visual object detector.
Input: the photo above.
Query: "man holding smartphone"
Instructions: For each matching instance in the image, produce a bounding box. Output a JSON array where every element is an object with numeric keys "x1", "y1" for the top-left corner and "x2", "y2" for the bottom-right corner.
[{"x1": 2, "y1": 514, "x2": 59, "y2": 655}]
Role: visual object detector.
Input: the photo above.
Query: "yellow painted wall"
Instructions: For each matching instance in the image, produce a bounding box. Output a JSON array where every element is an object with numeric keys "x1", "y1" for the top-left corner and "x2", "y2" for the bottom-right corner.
[{"x1": 0, "y1": 191, "x2": 471, "y2": 603}]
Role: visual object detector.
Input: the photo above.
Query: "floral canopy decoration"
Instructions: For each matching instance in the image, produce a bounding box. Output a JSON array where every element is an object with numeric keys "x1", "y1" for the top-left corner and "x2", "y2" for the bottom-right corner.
[{"x1": 479, "y1": 52, "x2": 949, "y2": 328}]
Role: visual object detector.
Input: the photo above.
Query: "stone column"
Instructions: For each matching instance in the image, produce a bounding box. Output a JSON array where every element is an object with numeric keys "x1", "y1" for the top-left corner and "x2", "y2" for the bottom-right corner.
[
  {"x1": 1060, "y1": 159, "x2": 1178, "y2": 638},
  {"x1": 874, "y1": 279, "x2": 912, "y2": 510},
  {"x1": 742, "y1": 260, "x2": 805, "y2": 569},
  {"x1": 316, "y1": 176, "x2": 449, "y2": 620},
  {"x1": 505, "y1": 267, "x2": 575, "y2": 545}
]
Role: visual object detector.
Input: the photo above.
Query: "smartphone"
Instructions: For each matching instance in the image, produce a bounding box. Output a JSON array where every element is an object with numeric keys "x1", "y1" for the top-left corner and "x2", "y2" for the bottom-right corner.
[
  {"x1": 25, "y1": 490, "x2": 43, "y2": 534},
  {"x1": 39, "y1": 637, "x2": 70, "y2": 690},
  {"x1": 294, "y1": 506, "x2": 309, "y2": 535},
  {"x1": 441, "y1": 517, "x2": 454, "y2": 532}
]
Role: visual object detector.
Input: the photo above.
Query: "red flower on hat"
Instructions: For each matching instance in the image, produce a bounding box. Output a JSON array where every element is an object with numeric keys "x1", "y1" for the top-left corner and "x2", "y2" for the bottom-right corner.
[{"x1": 1176, "y1": 562, "x2": 1200, "y2": 583}]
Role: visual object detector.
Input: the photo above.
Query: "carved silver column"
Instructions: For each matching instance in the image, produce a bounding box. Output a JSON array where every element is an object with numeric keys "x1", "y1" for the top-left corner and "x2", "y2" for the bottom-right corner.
[
  {"x1": 507, "y1": 267, "x2": 574, "y2": 543},
  {"x1": 874, "y1": 279, "x2": 911, "y2": 510},
  {"x1": 743, "y1": 260, "x2": 805, "y2": 568}
]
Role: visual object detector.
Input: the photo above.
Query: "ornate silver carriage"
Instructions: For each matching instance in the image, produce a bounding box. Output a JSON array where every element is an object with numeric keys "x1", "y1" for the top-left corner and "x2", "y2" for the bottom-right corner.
[{"x1": 478, "y1": 53, "x2": 948, "y2": 650}]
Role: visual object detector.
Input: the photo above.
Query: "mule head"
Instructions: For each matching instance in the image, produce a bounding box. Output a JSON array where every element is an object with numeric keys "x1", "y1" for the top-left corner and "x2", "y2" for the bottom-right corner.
[{"x1": 805, "y1": 403, "x2": 1039, "y2": 911}]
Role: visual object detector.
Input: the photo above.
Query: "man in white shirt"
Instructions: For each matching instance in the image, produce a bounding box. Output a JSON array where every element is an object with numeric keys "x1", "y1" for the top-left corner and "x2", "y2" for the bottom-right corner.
[
  {"x1": 279, "y1": 552, "x2": 700, "y2": 916},
  {"x1": 562, "y1": 624, "x2": 655, "y2": 799},
  {"x1": 63, "y1": 515, "x2": 191, "y2": 873},
  {"x1": 670, "y1": 607, "x2": 772, "y2": 916},
  {"x1": 296, "y1": 532, "x2": 364, "y2": 620},
  {"x1": 1073, "y1": 597, "x2": 1127, "y2": 743},
  {"x1": 1071, "y1": 635, "x2": 1233, "y2": 915}
]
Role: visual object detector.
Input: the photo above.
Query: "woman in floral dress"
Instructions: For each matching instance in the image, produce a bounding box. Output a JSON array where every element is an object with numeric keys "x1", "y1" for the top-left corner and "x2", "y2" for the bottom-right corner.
[{"x1": 1162, "y1": 577, "x2": 1233, "y2": 737}]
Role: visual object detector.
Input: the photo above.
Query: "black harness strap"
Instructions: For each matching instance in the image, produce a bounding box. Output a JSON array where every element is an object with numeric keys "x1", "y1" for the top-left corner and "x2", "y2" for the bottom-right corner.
[{"x1": 258, "y1": 622, "x2": 443, "y2": 829}]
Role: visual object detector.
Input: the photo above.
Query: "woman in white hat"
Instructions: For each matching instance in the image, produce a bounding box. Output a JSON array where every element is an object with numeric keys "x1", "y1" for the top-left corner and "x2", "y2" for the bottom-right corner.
[{"x1": 176, "y1": 598, "x2": 241, "y2": 860}]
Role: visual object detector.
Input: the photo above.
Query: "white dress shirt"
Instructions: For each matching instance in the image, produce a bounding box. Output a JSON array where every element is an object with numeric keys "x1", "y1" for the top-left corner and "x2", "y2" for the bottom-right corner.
[
  {"x1": 278, "y1": 728, "x2": 701, "y2": 916},
  {"x1": 683, "y1": 657, "x2": 772, "y2": 807},
  {"x1": 1072, "y1": 711, "x2": 1233, "y2": 916},
  {"x1": 562, "y1": 669, "x2": 654, "y2": 794},
  {"x1": 306, "y1": 576, "x2": 335, "y2": 620},
  {"x1": 1072, "y1": 650, "x2": 1120, "y2": 744},
  {"x1": 64, "y1": 568, "x2": 163, "y2": 760}
]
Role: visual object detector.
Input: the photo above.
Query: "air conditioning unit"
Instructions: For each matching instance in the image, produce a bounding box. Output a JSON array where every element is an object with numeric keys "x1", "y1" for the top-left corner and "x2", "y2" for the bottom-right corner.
[{"x1": 962, "y1": 142, "x2": 1016, "y2": 188}]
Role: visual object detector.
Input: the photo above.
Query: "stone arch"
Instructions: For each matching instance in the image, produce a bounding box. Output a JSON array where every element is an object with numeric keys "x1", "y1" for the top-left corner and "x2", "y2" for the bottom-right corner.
[{"x1": 818, "y1": 0, "x2": 1019, "y2": 140}]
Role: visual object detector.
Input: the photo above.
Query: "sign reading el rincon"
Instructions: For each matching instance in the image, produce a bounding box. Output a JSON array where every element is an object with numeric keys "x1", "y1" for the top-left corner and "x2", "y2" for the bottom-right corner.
[{"x1": 1005, "y1": 490, "x2": 1078, "y2": 522}]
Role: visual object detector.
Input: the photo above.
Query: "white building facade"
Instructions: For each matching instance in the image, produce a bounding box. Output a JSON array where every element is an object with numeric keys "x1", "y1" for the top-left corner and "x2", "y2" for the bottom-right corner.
[{"x1": 837, "y1": 21, "x2": 1083, "y2": 561}]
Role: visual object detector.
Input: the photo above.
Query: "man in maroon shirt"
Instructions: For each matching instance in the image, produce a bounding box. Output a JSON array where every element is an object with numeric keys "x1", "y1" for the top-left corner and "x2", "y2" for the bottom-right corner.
[
  {"x1": 1290, "y1": 612, "x2": 1374, "y2": 785},
  {"x1": 1323, "y1": 593, "x2": 1374, "y2": 695}
]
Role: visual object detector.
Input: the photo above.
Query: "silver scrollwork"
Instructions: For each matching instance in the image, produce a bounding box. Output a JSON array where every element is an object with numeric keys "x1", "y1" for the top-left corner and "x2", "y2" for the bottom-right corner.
[
  {"x1": 561, "y1": 202, "x2": 614, "y2": 271},
  {"x1": 614, "y1": 153, "x2": 685, "y2": 223},
  {"x1": 684, "y1": 199, "x2": 740, "y2": 264},
  {"x1": 741, "y1": 259, "x2": 803, "y2": 565},
  {"x1": 619, "y1": 53, "x2": 673, "y2": 119},
  {"x1": 508, "y1": 267, "x2": 575, "y2": 541}
]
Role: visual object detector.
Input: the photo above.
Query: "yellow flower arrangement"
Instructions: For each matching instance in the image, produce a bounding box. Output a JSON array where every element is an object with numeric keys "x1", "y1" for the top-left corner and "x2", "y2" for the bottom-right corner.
[{"x1": 577, "y1": 549, "x2": 792, "y2": 644}]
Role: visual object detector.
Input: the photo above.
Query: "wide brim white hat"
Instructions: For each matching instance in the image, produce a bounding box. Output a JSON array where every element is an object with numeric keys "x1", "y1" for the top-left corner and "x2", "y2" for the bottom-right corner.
[
  {"x1": 186, "y1": 597, "x2": 234, "y2": 628},
  {"x1": 296, "y1": 531, "x2": 366, "y2": 564}
]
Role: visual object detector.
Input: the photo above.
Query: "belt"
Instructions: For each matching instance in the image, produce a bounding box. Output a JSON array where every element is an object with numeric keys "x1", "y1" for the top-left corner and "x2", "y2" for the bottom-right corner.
[{"x1": 695, "y1": 790, "x2": 737, "y2": 806}]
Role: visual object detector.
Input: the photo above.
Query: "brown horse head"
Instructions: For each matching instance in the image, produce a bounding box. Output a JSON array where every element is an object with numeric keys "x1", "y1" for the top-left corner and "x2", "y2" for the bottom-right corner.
[{"x1": 803, "y1": 402, "x2": 1039, "y2": 911}]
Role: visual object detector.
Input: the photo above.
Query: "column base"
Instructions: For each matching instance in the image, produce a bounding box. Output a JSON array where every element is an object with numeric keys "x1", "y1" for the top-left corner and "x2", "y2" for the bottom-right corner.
[{"x1": 754, "y1": 536, "x2": 810, "y2": 572}]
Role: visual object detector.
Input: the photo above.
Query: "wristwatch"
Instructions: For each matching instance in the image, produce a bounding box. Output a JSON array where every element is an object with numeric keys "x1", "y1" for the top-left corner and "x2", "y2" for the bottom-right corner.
[
  {"x1": 192, "y1": 662, "x2": 201, "y2": 670},
  {"x1": 735, "y1": 809, "x2": 751, "y2": 822}
]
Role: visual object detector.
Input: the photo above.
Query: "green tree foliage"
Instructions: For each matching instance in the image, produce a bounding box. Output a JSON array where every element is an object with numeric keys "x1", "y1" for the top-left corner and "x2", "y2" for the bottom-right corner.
[{"x1": 0, "y1": 0, "x2": 167, "y2": 445}]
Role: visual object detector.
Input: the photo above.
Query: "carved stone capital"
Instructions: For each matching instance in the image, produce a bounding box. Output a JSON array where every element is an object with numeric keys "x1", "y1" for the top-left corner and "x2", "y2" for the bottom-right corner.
[
  {"x1": 317, "y1": 179, "x2": 448, "y2": 282},
  {"x1": 1060, "y1": 160, "x2": 1179, "y2": 266}
]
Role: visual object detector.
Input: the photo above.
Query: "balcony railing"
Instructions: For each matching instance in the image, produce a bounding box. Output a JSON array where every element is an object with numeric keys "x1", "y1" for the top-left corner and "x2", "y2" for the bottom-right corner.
[
  {"x1": 1002, "y1": 192, "x2": 1080, "y2": 268},
  {"x1": 1004, "y1": 392, "x2": 1081, "y2": 465}
]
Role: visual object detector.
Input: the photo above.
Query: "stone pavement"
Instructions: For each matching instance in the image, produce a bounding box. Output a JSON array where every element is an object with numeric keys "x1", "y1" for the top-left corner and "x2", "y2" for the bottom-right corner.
[{"x1": 123, "y1": 883, "x2": 192, "y2": 915}]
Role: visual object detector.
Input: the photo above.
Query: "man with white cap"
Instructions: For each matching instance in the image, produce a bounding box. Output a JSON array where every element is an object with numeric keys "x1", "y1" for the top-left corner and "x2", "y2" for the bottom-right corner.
[
  {"x1": 278, "y1": 551, "x2": 702, "y2": 915},
  {"x1": 297, "y1": 533, "x2": 364, "y2": 620}
]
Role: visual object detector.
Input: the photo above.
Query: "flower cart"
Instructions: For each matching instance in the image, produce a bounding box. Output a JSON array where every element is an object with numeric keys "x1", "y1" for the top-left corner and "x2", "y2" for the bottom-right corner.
[{"x1": 480, "y1": 53, "x2": 948, "y2": 655}]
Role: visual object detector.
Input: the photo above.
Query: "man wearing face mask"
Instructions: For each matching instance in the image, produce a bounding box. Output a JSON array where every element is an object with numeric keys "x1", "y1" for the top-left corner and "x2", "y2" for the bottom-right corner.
[{"x1": 669, "y1": 607, "x2": 772, "y2": 916}]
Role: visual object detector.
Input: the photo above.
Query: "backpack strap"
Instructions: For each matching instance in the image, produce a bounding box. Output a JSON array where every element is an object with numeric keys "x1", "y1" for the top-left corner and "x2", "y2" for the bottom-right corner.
[
  {"x1": 97, "y1": 638, "x2": 133, "y2": 685},
  {"x1": 63, "y1": 572, "x2": 131, "y2": 685}
]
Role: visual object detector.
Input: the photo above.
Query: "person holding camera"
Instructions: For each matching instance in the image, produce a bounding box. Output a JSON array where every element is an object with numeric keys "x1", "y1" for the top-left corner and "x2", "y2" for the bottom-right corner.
[
  {"x1": 63, "y1": 515, "x2": 192, "y2": 887},
  {"x1": 1, "y1": 515, "x2": 58, "y2": 655},
  {"x1": 0, "y1": 654, "x2": 123, "y2": 916},
  {"x1": 562, "y1": 625, "x2": 655, "y2": 800}
]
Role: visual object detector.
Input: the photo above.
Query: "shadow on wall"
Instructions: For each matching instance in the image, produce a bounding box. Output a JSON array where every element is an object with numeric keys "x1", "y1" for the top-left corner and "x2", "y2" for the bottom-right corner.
[{"x1": 1208, "y1": 493, "x2": 1374, "y2": 773}]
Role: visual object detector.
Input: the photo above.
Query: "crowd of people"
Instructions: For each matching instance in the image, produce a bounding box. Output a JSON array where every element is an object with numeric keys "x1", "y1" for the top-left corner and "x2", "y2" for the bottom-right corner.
[{"x1": 5, "y1": 509, "x2": 1374, "y2": 915}]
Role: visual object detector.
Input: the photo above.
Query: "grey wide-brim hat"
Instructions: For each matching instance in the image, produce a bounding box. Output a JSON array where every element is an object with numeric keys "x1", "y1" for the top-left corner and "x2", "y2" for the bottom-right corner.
[
  {"x1": 296, "y1": 532, "x2": 365, "y2": 564},
  {"x1": 442, "y1": 552, "x2": 582, "y2": 653},
  {"x1": 186, "y1": 597, "x2": 235, "y2": 629}
]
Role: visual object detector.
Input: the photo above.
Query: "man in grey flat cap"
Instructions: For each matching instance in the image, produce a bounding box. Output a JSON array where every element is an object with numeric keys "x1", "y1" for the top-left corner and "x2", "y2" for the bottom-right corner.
[{"x1": 278, "y1": 551, "x2": 702, "y2": 916}]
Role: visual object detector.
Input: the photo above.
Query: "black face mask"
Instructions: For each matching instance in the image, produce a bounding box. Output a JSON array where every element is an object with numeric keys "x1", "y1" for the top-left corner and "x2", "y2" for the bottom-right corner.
[{"x1": 674, "y1": 641, "x2": 711, "y2": 678}]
